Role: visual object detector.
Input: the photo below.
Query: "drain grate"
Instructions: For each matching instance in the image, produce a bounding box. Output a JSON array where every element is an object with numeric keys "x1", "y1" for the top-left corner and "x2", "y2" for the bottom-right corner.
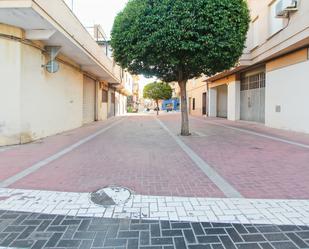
[{"x1": 90, "y1": 186, "x2": 131, "y2": 207}]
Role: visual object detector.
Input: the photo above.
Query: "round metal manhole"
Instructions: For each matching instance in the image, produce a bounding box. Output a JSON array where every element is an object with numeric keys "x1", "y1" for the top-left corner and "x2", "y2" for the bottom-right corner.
[{"x1": 90, "y1": 186, "x2": 132, "y2": 207}]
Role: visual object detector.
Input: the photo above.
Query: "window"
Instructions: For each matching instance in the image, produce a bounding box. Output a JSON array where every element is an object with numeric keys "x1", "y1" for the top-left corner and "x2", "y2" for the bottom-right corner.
[
  {"x1": 252, "y1": 17, "x2": 260, "y2": 48},
  {"x1": 269, "y1": 0, "x2": 284, "y2": 36},
  {"x1": 241, "y1": 77, "x2": 249, "y2": 91},
  {"x1": 241, "y1": 72, "x2": 266, "y2": 91},
  {"x1": 192, "y1": 98, "x2": 196, "y2": 110},
  {"x1": 111, "y1": 92, "x2": 115, "y2": 104}
]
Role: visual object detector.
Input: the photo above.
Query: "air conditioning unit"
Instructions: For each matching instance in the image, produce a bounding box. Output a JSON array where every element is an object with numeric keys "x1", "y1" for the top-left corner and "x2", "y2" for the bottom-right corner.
[{"x1": 276, "y1": 0, "x2": 298, "y2": 17}]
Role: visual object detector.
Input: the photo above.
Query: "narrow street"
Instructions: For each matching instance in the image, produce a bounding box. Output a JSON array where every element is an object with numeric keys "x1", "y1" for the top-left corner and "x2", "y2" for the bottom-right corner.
[{"x1": 1, "y1": 113, "x2": 309, "y2": 249}]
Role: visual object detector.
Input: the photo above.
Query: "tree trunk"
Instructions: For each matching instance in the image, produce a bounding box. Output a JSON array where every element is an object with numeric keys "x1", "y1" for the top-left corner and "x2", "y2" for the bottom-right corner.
[
  {"x1": 178, "y1": 80, "x2": 190, "y2": 136},
  {"x1": 156, "y1": 99, "x2": 159, "y2": 116}
]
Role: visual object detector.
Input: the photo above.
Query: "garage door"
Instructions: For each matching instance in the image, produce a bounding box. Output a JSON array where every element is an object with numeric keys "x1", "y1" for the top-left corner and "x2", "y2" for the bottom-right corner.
[
  {"x1": 217, "y1": 84, "x2": 228, "y2": 118},
  {"x1": 240, "y1": 72, "x2": 265, "y2": 123},
  {"x1": 83, "y1": 75, "x2": 96, "y2": 124}
]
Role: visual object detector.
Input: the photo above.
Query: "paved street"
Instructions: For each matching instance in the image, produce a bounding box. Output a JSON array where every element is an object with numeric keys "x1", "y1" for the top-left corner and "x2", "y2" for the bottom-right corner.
[{"x1": 1, "y1": 113, "x2": 309, "y2": 248}]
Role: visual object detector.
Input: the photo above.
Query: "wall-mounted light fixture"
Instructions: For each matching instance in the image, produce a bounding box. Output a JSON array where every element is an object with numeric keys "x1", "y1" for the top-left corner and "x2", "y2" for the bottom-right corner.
[{"x1": 42, "y1": 46, "x2": 61, "y2": 73}]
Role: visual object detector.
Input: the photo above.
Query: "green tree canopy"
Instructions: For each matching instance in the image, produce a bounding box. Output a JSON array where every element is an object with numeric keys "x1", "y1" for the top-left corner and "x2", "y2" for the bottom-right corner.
[
  {"x1": 143, "y1": 82, "x2": 172, "y2": 101},
  {"x1": 143, "y1": 82, "x2": 172, "y2": 115},
  {"x1": 111, "y1": 0, "x2": 250, "y2": 135}
]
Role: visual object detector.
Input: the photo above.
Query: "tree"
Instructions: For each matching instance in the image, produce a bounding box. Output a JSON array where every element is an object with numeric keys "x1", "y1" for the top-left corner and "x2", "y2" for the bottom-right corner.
[
  {"x1": 143, "y1": 82, "x2": 172, "y2": 115},
  {"x1": 111, "y1": 0, "x2": 250, "y2": 135}
]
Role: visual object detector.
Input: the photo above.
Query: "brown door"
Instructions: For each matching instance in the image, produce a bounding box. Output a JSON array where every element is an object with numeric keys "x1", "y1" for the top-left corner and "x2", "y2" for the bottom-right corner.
[{"x1": 202, "y1": 92, "x2": 207, "y2": 115}]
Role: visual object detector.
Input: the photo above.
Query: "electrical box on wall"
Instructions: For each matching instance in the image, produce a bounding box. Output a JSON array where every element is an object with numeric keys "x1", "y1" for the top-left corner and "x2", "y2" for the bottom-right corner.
[{"x1": 276, "y1": 0, "x2": 298, "y2": 18}]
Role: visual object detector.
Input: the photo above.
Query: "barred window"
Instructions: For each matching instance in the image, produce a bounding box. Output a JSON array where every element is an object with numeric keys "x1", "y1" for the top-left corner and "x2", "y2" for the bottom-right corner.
[
  {"x1": 260, "y1": 73, "x2": 266, "y2": 88},
  {"x1": 241, "y1": 77, "x2": 249, "y2": 91},
  {"x1": 241, "y1": 72, "x2": 265, "y2": 91}
]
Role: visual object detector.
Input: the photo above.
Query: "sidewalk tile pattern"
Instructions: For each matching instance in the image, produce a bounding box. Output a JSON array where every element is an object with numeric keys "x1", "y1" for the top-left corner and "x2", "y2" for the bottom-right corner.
[
  {"x1": 1, "y1": 189, "x2": 309, "y2": 226},
  {"x1": 8, "y1": 116, "x2": 224, "y2": 198},
  {"x1": 159, "y1": 115, "x2": 309, "y2": 199},
  {"x1": 0, "y1": 210, "x2": 309, "y2": 249}
]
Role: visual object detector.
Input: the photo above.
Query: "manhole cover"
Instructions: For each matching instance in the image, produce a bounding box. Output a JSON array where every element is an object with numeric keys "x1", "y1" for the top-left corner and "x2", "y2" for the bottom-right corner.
[{"x1": 90, "y1": 186, "x2": 131, "y2": 207}]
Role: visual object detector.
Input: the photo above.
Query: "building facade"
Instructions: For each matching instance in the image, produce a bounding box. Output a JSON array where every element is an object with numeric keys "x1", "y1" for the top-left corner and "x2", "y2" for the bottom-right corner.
[
  {"x1": 207, "y1": 0, "x2": 309, "y2": 133},
  {"x1": 187, "y1": 77, "x2": 208, "y2": 116},
  {"x1": 0, "y1": 0, "x2": 131, "y2": 146}
]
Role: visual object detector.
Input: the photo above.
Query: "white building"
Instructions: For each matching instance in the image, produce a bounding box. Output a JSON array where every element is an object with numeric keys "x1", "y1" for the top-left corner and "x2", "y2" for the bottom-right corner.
[
  {"x1": 207, "y1": 0, "x2": 309, "y2": 133},
  {"x1": 0, "y1": 0, "x2": 132, "y2": 146}
]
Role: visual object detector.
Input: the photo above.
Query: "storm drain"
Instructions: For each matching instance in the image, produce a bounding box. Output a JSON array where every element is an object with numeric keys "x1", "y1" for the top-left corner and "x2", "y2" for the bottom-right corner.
[{"x1": 90, "y1": 186, "x2": 132, "y2": 207}]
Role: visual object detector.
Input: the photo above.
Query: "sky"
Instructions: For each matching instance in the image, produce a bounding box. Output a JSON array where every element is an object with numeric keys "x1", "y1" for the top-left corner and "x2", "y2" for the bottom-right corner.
[
  {"x1": 64, "y1": 0, "x2": 128, "y2": 39},
  {"x1": 64, "y1": 0, "x2": 156, "y2": 87}
]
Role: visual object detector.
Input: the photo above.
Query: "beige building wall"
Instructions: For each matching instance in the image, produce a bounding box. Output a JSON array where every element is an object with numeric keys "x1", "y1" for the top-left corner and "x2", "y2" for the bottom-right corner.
[
  {"x1": 208, "y1": 75, "x2": 240, "y2": 120},
  {"x1": 206, "y1": 0, "x2": 309, "y2": 133},
  {"x1": 0, "y1": 1, "x2": 130, "y2": 146},
  {"x1": 187, "y1": 77, "x2": 207, "y2": 116},
  {"x1": 0, "y1": 24, "x2": 84, "y2": 145},
  {"x1": 244, "y1": 0, "x2": 309, "y2": 64},
  {"x1": 0, "y1": 25, "x2": 22, "y2": 146},
  {"x1": 97, "y1": 83, "x2": 108, "y2": 121},
  {"x1": 265, "y1": 49, "x2": 309, "y2": 133},
  {"x1": 21, "y1": 45, "x2": 83, "y2": 143}
]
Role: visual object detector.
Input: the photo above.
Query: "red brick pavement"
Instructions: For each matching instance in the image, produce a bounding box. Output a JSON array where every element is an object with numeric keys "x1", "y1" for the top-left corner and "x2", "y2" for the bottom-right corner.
[
  {"x1": 1, "y1": 113, "x2": 309, "y2": 199},
  {"x1": 0, "y1": 118, "x2": 122, "y2": 182},
  {"x1": 9, "y1": 115, "x2": 224, "y2": 197},
  {"x1": 159, "y1": 114, "x2": 309, "y2": 199}
]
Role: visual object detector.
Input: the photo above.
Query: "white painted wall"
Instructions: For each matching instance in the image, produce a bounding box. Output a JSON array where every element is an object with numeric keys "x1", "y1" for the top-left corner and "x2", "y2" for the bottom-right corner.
[
  {"x1": 228, "y1": 82, "x2": 240, "y2": 121},
  {"x1": 0, "y1": 36, "x2": 22, "y2": 146},
  {"x1": 216, "y1": 84, "x2": 228, "y2": 118},
  {"x1": 0, "y1": 36, "x2": 84, "y2": 145},
  {"x1": 115, "y1": 92, "x2": 127, "y2": 116},
  {"x1": 107, "y1": 88, "x2": 115, "y2": 118},
  {"x1": 208, "y1": 88, "x2": 217, "y2": 117},
  {"x1": 20, "y1": 44, "x2": 84, "y2": 142},
  {"x1": 115, "y1": 91, "x2": 120, "y2": 116},
  {"x1": 266, "y1": 60, "x2": 309, "y2": 133}
]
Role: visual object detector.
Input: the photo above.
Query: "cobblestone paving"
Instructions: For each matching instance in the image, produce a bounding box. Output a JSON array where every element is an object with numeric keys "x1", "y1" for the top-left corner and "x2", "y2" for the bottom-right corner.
[{"x1": 0, "y1": 210, "x2": 309, "y2": 249}]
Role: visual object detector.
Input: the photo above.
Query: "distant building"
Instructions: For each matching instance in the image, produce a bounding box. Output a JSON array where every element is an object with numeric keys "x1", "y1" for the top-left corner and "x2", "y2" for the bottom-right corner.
[{"x1": 187, "y1": 77, "x2": 207, "y2": 116}]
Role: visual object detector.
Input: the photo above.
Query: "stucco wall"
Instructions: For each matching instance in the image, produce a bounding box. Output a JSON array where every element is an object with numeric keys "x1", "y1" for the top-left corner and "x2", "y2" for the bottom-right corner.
[
  {"x1": 97, "y1": 87, "x2": 107, "y2": 121},
  {"x1": 246, "y1": 0, "x2": 309, "y2": 64},
  {"x1": 227, "y1": 81, "x2": 240, "y2": 121},
  {"x1": 0, "y1": 28, "x2": 22, "y2": 146},
  {"x1": 187, "y1": 78, "x2": 207, "y2": 116},
  {"x1": 20, "y1": 44, "x2": 83, "y2": 142},
  {"x1": 0, "y1": 23, "x2": 84, "y2": 145},
  {"x1": 216, "y1": 84, "x2": 228, "y2": 118},
  {"x1": 114, "y1": 91, "x2": 127, "y2": 116},
  {"x1": 107, "y1": 88, "x2": 115, "y2": 118},
  {"x1": 266, "y1": 59, "x2": 309, "y2": 133}
]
